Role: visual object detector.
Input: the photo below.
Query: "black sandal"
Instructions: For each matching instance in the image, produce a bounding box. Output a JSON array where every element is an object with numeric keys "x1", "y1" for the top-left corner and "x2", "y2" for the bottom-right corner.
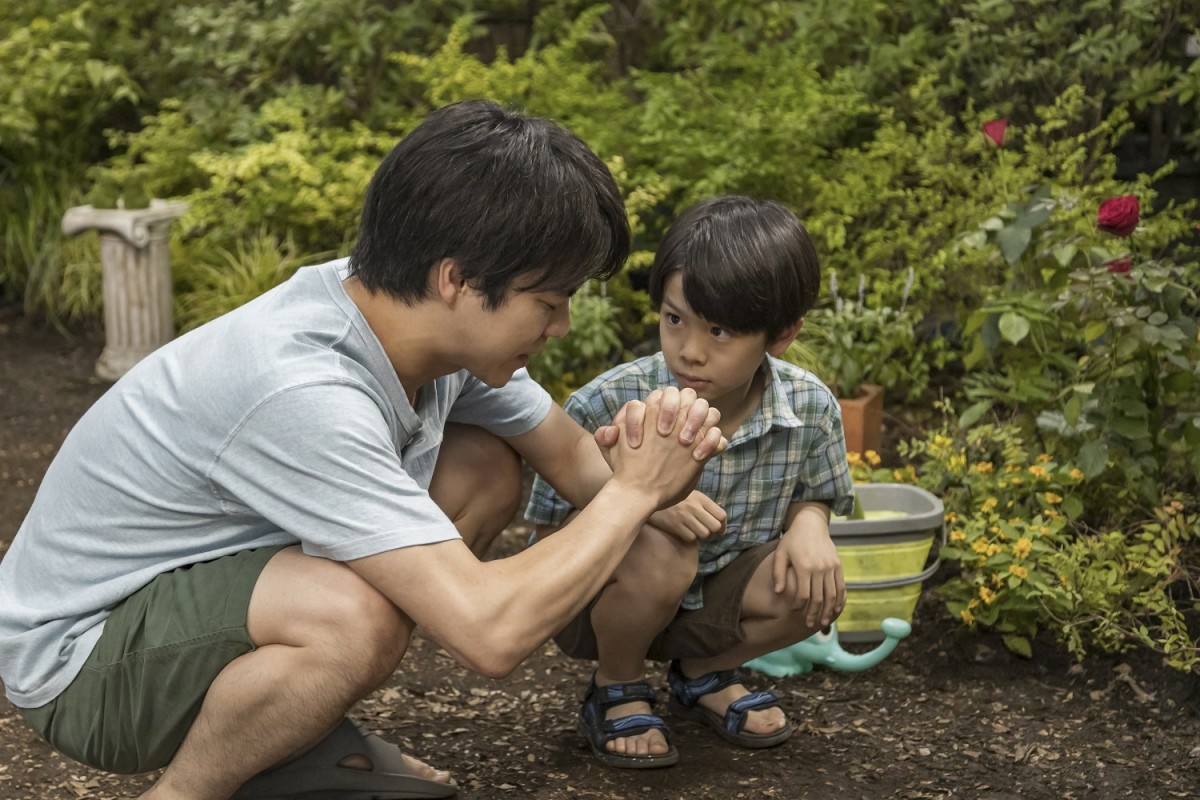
[
  {"x1": 577, "y1": 675, "x2": 680, "y2": 769},
  {"x1": 666, "y1": 660, "x2": 793, "y2": 749}
]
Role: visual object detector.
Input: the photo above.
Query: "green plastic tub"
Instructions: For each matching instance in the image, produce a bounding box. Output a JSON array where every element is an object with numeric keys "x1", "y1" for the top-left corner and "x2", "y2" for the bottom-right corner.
[{"x1": 831, "y1": 483, "x2": 945, "y2": 643}]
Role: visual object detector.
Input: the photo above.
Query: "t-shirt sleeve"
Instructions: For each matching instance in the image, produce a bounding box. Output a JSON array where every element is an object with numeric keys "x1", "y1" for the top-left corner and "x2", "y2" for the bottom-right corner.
[
  {"x1": 791, "y1": 395, "x2": 856, "y2": 516},
  {"x1": 447, "y1": 368, "x2": 553, "y2": 437},
  {"x1": 524, "y1": 388, "x2": 609, "y2": 528},
  {"x1": 210, "y1": 382, "x2": 461, "y2": 561}
]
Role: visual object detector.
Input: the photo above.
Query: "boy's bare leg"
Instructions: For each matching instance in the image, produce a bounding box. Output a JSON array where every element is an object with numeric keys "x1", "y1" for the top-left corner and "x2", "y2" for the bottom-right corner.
[
  {"x1": 677, "y1": 556, "x2": 826, "y2": 736},
  {"x1": 588, "y1": 527, "x2": 697, "y2": 757},
  {"x1": 143, "y1": 425, "x2": 520, "y2": 800}
]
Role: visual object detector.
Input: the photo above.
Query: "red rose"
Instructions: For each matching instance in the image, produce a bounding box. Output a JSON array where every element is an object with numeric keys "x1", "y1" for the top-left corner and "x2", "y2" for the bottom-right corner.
[
  {"x1": 1097, "y1": 195, "x2": 1139, "y2": 237},
  {"x1": 1104, "y1": 255, "x2": 1132, "y2": 274},
  {"x1": 982, "y1": 118, "x2": 1008, "y2": 146}
]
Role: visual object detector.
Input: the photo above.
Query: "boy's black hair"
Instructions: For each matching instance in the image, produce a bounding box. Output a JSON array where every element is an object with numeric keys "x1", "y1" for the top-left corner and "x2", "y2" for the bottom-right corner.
[
  {"x1": 349, "y1": 100, "x2": 629, "y2": 308},
  {"x1": 648, "y1": 196, "x2": 820, "y2": 341}
]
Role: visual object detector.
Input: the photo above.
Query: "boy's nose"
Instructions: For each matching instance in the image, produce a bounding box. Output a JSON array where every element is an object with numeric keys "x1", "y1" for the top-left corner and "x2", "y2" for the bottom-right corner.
[{"x1": 680, "y1": 333, "x2": 706, "y2": 364}]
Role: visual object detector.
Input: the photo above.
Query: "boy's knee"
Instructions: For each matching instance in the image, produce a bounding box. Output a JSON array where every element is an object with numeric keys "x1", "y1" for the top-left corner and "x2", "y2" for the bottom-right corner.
[{"x1": 615, "y1": 527, "x2": 697, "y2": 598}]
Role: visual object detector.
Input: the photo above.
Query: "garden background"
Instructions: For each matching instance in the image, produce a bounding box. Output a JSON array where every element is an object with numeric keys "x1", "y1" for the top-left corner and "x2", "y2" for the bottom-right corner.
[{"x1": 1, "y1": 1, "x2": 1200, "y2": 797}]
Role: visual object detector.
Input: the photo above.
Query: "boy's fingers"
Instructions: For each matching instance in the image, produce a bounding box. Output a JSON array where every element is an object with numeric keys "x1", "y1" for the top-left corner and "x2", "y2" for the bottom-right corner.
[
  {"x1": 658, "y1": 386, "x2": 681, "y2": 436},
  {"x1": 691, "y1": 428, "x2": 727, "y2": 461},
  {"x1": 677, "y1": 389, "x2": 707, "y2": 444}
]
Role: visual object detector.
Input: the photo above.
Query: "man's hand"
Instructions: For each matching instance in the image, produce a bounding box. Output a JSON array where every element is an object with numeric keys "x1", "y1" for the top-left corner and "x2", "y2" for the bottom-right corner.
[
  {"x1": 648, "y1": 491, "x2": 727, "y2": 544},
  {"x1": 594, "y1": 386, "x2": 723, "y2": 461},
  {"x1": 772, "y1": 503, "x2": 844, "y2": 628},
  {"x1": 598, "y1": 387, "x2": 727, "y2": 508}
]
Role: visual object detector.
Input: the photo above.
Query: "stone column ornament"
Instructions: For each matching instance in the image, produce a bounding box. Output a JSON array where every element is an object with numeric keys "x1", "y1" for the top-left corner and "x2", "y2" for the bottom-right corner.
[{"x1": 61, "y1": 199, "x2": 189, "y2": 381}]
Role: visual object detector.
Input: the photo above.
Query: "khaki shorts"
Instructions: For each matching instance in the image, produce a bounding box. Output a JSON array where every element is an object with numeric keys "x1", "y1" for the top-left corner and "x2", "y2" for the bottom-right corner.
[
  {"x1": 554, "y1": 539, "x2": 779, "y2": 662},
  {"x1": 20, "y1": 545, "x2": 286, "y2": 774}
]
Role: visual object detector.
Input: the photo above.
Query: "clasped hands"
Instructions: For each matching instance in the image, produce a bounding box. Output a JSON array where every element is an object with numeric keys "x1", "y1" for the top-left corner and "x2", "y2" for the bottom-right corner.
[{"x1": 593, "y1": 386, "x2": 727, "y2": 510}]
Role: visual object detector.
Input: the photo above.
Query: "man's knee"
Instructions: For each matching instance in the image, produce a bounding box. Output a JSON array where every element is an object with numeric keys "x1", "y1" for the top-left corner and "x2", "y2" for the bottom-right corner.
[{"x1": 430, "y1": 423, "x2": 522, "y2": 550}]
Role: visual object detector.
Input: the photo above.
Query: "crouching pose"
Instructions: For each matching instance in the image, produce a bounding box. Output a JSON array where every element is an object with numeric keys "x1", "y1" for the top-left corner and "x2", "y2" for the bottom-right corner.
[
  {"x1": 527, "y1": 196, "x2": 855, "y2": 768},
  {"x1": 0, "y1": 100, "x2": 729, "y2": 799}
]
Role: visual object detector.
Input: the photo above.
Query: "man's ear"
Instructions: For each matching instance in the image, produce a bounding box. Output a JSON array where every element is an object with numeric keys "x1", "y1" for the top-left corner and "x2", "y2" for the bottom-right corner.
[
  {"x1": 766, "y1": 317, "x2": 804, "y2": 357},
  {"x1": 434, "y1": 258, "x2": 468, "y2": 305}
]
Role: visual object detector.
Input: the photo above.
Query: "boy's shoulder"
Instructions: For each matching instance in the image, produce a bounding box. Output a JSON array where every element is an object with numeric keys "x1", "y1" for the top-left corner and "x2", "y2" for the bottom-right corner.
[
  {"x1": 762, "y1": 355, "x2": 839, "y2": 419},
  {"x1": 566, "y1": 353, "x2": 670, "y2": 420}
]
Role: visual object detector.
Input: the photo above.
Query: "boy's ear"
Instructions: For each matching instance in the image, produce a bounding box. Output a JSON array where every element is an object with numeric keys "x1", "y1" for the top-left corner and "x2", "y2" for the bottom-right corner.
[
  {"x1": 766, "y1": 317, "x2": 804, "y2": 357},
  {"x1": 434, "y1": 258, "x2": 468, "y2": 305}
]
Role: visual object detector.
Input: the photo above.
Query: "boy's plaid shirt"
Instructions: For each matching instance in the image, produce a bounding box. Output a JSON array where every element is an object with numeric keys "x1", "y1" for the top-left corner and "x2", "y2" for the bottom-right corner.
[{"x1": 525, "y1": 352, "x2": 855, "y2": 609}]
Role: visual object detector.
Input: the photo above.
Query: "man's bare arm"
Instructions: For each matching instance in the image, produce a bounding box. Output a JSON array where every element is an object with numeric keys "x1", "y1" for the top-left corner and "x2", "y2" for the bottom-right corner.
[{"x1": 347, "y1": 388, "x2": 725, "y2": 678}]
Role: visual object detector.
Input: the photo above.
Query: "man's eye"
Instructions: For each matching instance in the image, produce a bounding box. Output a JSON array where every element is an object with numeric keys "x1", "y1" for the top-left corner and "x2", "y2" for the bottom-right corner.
[{"x1": 542, "y1": 301, "x2": 558, "y2": 311}]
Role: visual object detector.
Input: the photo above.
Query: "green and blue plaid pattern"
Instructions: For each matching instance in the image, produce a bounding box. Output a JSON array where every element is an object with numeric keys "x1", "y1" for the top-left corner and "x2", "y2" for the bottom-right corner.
[{"x1": 525, "y1": 352, "x2": 855, "y2": 609}]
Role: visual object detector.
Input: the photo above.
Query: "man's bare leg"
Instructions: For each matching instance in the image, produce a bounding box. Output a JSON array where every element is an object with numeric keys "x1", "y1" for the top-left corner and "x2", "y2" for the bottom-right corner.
[
  {"x1": 588, "y1": 528, "x2": 696, "y2": 758},
  {"x1": 143, "y1": 425, "x2": 521, "y2": 800},
  {"x1": 677, "y1": 555, "x2": 827, "y2": 736},
  {"x1": 142, "y1": 548, "x2": 419, "y2": 800}
]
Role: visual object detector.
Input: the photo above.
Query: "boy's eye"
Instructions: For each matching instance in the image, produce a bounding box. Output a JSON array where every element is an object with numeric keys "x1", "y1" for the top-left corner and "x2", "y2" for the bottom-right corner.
[
  {"x1": 710, "y1": 326, "x2": 729, "y2": 338},
  {"x1": 665, "y1": 313, "x2": 682, "y2": 325}
]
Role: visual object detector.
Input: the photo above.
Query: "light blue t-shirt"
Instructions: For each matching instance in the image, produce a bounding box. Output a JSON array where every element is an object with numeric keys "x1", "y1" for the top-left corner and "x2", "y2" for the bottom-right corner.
[{"x1": 0, "y1": 258, "x2": 552, "y2": 708}]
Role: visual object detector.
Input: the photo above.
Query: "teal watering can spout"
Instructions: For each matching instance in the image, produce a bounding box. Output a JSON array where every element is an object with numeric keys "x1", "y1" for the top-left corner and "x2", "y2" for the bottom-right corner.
[{"x1": 744, "y1": 618, "x2": 912, "y2": 676}]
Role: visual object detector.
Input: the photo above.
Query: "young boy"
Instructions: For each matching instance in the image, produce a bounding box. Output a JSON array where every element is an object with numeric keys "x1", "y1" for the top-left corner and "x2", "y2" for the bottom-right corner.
[{"x1": 526, "y1": 195, "x2": 855, "y2": 768}]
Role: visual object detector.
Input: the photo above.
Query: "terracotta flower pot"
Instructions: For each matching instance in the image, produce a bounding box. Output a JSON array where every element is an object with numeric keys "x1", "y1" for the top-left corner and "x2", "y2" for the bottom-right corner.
[{"x1": 838, "y1": 383, "x2": 884, "y2": 455}]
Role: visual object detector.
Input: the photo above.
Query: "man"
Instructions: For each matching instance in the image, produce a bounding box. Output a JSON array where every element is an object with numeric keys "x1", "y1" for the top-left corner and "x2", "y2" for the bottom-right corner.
[{"x1": 0, "y1": 99, "x2": 726, "y2": 800}]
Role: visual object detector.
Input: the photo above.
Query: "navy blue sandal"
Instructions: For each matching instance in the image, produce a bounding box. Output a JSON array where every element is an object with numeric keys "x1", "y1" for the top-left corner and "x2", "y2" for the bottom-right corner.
[
  {"x1": 666, "y1": 660, "x2": 793, "y2": 749},
  {"x1": 577, "y1": 676, "x2": 680, "y2": 769}
]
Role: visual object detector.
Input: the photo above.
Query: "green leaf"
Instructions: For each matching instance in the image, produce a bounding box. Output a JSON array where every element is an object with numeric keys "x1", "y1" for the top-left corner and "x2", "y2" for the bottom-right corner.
[
  {"x1": 958, "y1": 399, "x2": 993, "y2": 428},
  {"x1": 1002, "y1": 634, "x2": 1033, "y2": 658},
  {"x1": 1082, "y1": 321, "x2": 1107, "y2": 342},
  {"x1": 1053, "y1": 244, "x2": 1078, "y2": 267},
  {"x1": 996, "y1": 224, "x2": 1033, "y2": 264},
  {"x1": 1078, "y1": 439, "x2": 1109, "y2": 477},
  {"x1": 998, "y1": 311, "x2": 1031, "y2": 344},
  {"x1": 1062, "y1": 495, "x2": 1083, "y2": 520}
]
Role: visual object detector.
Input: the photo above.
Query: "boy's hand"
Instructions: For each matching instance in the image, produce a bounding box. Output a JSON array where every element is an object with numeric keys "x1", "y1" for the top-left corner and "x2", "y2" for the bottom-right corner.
[
  {"x1": 594, "y1": 387, "x2": 723, "y2": 461},
  {"x1": 600, "y1": 387, "x2": 727, "y2": 508},
  {"x1": 773, "y1": 503, "x2": 844, "y2": 628},
  {"x1": 648, "y1": 491, "x2": 727, "y2": 543}
]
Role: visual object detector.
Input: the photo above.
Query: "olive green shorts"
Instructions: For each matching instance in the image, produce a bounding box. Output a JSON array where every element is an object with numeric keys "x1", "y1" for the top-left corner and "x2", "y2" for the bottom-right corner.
[
  {"x1": 554, "y1": 539, "x2": 779, "y2": 662},
  {"x1": 20, "y1": 545, "x2": 286, "y2": 774}
]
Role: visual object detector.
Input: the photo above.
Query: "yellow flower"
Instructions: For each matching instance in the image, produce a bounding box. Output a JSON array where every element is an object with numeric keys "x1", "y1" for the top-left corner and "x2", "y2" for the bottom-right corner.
[
  {"x1": 1044, "y1": 492, "x2": 1063, "y2": 504},
  {"x1": 982, "y1": 497, "x2": 998, "y2": 512},
  {"x1": 1008, "y1": 564, "x2": 1029, "y2": 580},
  {"x1": 972, "y1": 539, "x2": 990, "y2": 554},
  {"x1": 1005, "y1": 464, "x2": 1021, "y2": 473},
  {"x1": 946, "y1": 511, "x2": 958, "y2": 523},
  {"x1": 974, "y1": 461, "x2": 995, "y2": 474},
  {"x1": 1028, "y1": 465, "x2": 1047, "y2": 479},
  {"x1": 893, "y1": 469, "x2": 905, "y2": 481},
  {"x1": 991, "y1": 573, "x2": 1002, "y2": 587},
  {"x1": 1069, "y1": 468, "x2": 1084, "y2": 481},
  {"x1": 1045, "y1": 509, "x2": 1061, "y2": 520},
  {"x1": 846, "y1": 451, "x2": 864, "y2": 467},
  {"x1": 986, "y1": 543, "x2": 1002, "y2": 556},
  {"x1": 1013, "y1": 538, "x2": 1033, "y2": 558},
  {"x1": 1009, "y1": 476, "x2": 1024, "y2": 486},
  {"x1": 979, "y1": 587, "x2": 997, "y2": 604},
  {"x1": 864, "y1": 449, "x2": 881, "y2": 466},
  {"x1": 967, "y1": 597, "x2": 979, "y2": 609},
  {"x1": 960, "y1": 609, "x2": 976, "y2": 625},
  {"x1": 950, "y1": 529, "x2": 966, "y2": 542},
  {"x1": 1036, "y1": 453, "x2": 1052, "y2": 463}
]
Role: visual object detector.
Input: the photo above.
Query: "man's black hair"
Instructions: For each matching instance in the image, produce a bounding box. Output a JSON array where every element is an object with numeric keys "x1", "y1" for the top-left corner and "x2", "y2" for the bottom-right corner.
[
  {"x1": 349, "y1": 100, "x2": 629, "y2": 308},
  {"x1": 648, "y1": 196, "x2": 821, "y2": 341}
]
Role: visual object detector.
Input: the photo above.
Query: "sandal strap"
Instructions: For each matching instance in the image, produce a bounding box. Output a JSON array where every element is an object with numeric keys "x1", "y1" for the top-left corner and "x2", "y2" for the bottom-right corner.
[
  {"x1": 585, "y1": 678, "x2": 658, "y2": 711},
  {"x1": 666, "y1": 660, "x2": 743, "y2": 709},
  {"x1": 724, "y1": 690, "x2": 783, "y2": 735},
  {"x1": 580, "y1": 677, "x2": 673, "y2": 750}
]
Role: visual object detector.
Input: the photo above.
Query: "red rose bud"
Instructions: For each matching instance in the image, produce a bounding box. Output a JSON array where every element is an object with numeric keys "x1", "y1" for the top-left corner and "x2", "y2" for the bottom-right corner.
[
  {"x1": 1105, "y1": 255, "x2": 1132, "y2": 274},
  {"x1": 1097, "y1": 195, "x2": 1140, "y2": 237},
  {"x1": 982, "y1": 118, "x2": 1008, "y2": 146}
]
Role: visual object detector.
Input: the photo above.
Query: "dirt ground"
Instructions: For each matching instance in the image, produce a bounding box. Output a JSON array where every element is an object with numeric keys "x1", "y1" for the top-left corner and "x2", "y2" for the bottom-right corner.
[{"x1": 1, "y1": 313, "x2": 1199, "y2": 799}]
